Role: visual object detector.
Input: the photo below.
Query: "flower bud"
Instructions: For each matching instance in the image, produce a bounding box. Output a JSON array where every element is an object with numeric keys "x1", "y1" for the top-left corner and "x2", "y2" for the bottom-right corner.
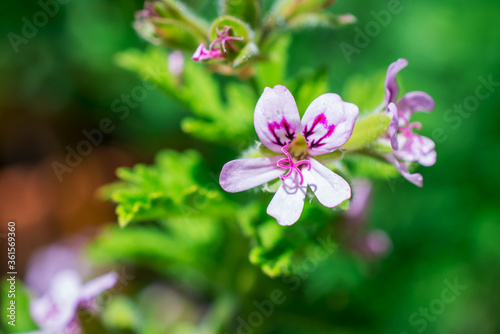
[{"x1": 134, "y1": 0, "x2": 208, "y2": 51}]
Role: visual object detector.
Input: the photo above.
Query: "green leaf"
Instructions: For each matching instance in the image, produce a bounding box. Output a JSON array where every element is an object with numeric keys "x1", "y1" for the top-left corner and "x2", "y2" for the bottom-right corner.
[
  {"x1": 181, "y1": 81, "x2": 255, "y2": 143},
  {"x1": 100, "y1": 150, "x2": 220, "y2": 227},
  {"x1": 183, "y1": 59, "x2": 225, "y2": 117},
  {"x1": 218, "y1": 0, "x2": 261, "y2": 27},
  {"x1": 343, "y1": 113, "x2": 391, "y2": 151},
  {"x1": 342, "y1": 71, "x2": 386, "y2": 113},
  {"x1": 249, "y1": 244, "x2": 293, "y2": 277},
  {"x1": 102, "y1": 296, "x2": 141, "y2": 331},
  {"x1": 1, "y1": 280, "x2": 37, "y2": 331},
  {"x1": 255, "y1": 34, "x2": 291, "y2": 90},
  {"x1": 288, "y1": 67, "x2": 329, "y2": 114},
  {"x1": 87, "y1": 225, "x2": 219, "y2": 282},
  {"x1": 115, "y1": 47, "x2": 177, "y2": 94},
  {"x1": 345, "y1": 155, "x2": 400, "y2": 180},
  {"x1": 116, "y1": 47, "x2": 255, "y2": 146}
]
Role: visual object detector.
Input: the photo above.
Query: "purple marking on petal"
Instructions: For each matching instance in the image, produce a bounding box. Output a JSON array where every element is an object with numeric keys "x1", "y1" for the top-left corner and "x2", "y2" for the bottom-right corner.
[
  {"x1": 303, "y1": 113, "x2": 336, "y2": 148},
  {"x1": 254, "y1": 86, "x2": 301, "y2": 153},
  {"x1": 301, "y1": 94, "x2": 358, "y2": 155},
  {"x1": 268, "y1": 117, "x2": 296, "y2": 147}
]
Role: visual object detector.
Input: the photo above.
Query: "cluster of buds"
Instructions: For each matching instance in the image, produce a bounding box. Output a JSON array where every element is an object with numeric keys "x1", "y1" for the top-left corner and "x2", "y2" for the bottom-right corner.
[
  {"x1": 133, "y1": 0, "x2": 355, "y2": 72},
  {"x1": 192, "y1": 26, "x2": 244, "y2": 62},
  {"x1": 133, "y1": 0, "x2": 208, "y2": 51}
]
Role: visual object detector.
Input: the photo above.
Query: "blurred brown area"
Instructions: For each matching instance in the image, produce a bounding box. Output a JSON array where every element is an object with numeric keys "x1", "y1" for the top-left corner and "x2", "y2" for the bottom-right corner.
[{"x1": 0, "y1": 132, "x2": 136, "y2": 277}]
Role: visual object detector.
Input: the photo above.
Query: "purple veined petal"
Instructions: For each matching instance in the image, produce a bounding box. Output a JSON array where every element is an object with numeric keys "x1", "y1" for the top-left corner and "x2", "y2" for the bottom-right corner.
[
  {"x1": 395, "y1": 134, "x2": 436, "y2": 167},
  {"x1": 25, "y1": 243, "x2": 84, "y2": 295},
  {"x1": 386, "y1": 154, "x2": 423, "y2": 187},
  {"x1": 79, "y1": 272, "x2": 118, "y2": 306},
  {"x1": 220, "y1": 156, "x2": 284, "y2": 193},
  {"x1": 388, "y1": 103, "x2": 400, "y2": 150},
  {"x1": 301, "y1": 94, "x2": 359, "y2": 156},
  {"x1": 393, "y1": 135, "x2": 415, "y2": 162},
  {"x1": 267, "y1": 171, "x2": 307, "y2": 226},
  {"x1": 302, "y1": 158, "x2": 351, "y2": 208},
  {"x1": 396, "y1": 91, "x2": 435, "y2": 121},
  {"x1": 31, "y1": 270, "x2": 82, "y2": 331},
  {"x1": 384, "y1": 58, "x2": 408, "y2": 106},
  {"x1": 345, "y1": 180, "x2": 372, "y2": 221},
  {"x1": 415, "y1": 135, "x2": 436, "y2": 167},
  {"x1": 254, "y1": 85, "x2": 302, "y2": 153}
]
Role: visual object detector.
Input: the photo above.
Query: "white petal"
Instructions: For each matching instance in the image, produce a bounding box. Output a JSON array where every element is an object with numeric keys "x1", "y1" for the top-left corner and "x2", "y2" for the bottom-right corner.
[
  {"x1": 302, "y1": 158, "x2": 351, "y2": 208},
  {"x1": 416, "y1": 135, "x2": 437, "y2": 167},
  {"x1": 254, "y1": 85, "x2": 302, "y2": 153},
  {"x1": 397, "y1": 91, "x2": 435, "y2": 121},
  {"x1": 220, "y1": 156, "x2": 284, "y2": 193},
  {"x1": 395, "y1": 134, "x2": 436, "y2": 167},
  {"x1": 79, "y1": 272, "x2": 118, "y2": 304},
  {"x1": 301, "y1": 94, "x2": 359, "y2": 156},
  {"x1": 266, "y1": 171, "x2": 306, "y2": 226},
  {"x1": 31, "y1": 270, "x2": 82, "y2": 330},
  {"x1": 386, "y1": 154, "x2": 423, "y2": 187}
]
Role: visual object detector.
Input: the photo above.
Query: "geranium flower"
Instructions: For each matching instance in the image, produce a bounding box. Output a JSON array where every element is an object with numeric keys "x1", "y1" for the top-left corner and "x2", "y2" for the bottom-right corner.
[
  {"x1": 220, "y1": 85, "x2": 359, "y2": 226},
  {"x1": 383, "y1": 58, "x2": 436, "y2": 186},
  {"x1": 24, "y1": 241, "x2": 118, "y2": 334},
  {"x1": 192, "y1": 26, "x2": 243, "y2": 62},
  {"x1": 30, "y1": 270, "x2": 118, "y2": 334}
]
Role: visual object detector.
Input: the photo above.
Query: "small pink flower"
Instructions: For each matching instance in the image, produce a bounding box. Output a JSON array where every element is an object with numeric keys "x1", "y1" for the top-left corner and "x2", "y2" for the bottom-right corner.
[
  {"x1": 25, "y1": 242, "x2": 118, "y2": 334},
  {"x1": 220, "y1": 85, "x2": 359, "y2": 226},
  {"x1": 168, "y1": 50, "x2": 184, "y2": 76},
  {"x1": 192, "y1": 26, "x2": 244, "y2": 62},
  {"x1": 383, "y1": 59, "x2": 436, "y2": 186},
  {"x1": 30, "y1": 270, "x2": 118, "y2": 334}
]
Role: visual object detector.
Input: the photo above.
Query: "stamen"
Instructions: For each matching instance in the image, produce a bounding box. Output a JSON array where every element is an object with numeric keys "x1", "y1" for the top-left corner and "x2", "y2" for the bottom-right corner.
[
  {"x1": 210, "y1": 26, "x2": 244, "y2": 53},
  {"x1": 277, "y1": 144, "x2": 311, "y2": 185},
  {"x1": 400, "y1": 121, "x2": 422, "y2": 137}
]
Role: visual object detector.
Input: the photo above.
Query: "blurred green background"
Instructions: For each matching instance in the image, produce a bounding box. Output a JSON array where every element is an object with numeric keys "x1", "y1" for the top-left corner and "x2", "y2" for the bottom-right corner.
[{"x1": 1, "y1": 0, "x2": 499, "y2": 333}]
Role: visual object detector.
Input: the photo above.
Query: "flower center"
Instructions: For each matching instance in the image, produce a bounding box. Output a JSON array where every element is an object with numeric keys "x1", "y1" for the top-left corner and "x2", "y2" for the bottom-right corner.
[
  {"x1": 287, "y1": 134, "x2": 309, "y2": 160},
  {"x1": 277, "y1": 144, "x2": 311, "y2": 185}
]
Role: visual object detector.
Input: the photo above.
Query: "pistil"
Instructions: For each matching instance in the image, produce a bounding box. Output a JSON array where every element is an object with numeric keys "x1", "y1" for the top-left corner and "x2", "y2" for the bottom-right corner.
[{"x1": 277, "y1": 144, "x2": 311, "y2": 185}]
